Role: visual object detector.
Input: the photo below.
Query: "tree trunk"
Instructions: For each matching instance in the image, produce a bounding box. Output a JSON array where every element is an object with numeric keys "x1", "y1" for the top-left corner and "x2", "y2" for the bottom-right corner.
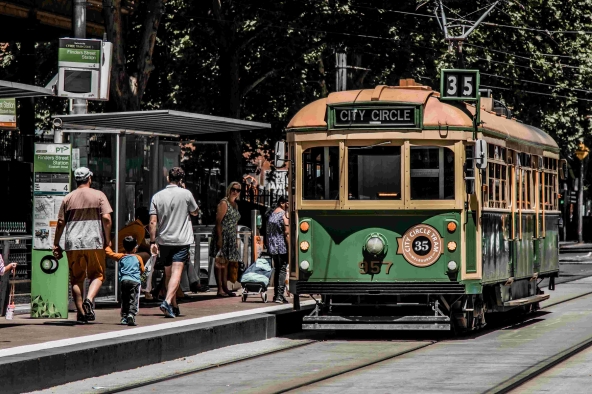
[
  {"x1": 219, "y1": 47, "x2": 243, "y2": 184},
  {"x1": 102, "y1": 0, "x2": 164, "y2": 111}
]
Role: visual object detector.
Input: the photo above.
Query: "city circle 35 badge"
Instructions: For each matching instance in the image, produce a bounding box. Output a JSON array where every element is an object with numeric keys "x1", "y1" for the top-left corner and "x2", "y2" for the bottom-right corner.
[{"x1": 396, "y1": 224, "x2": 444, "y2": 267}]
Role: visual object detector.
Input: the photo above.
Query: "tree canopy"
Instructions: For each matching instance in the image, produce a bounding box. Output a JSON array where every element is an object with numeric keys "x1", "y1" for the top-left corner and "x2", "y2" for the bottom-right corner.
[{"x1": 2, "y1": 0, "x2": 592, "y2": 188}]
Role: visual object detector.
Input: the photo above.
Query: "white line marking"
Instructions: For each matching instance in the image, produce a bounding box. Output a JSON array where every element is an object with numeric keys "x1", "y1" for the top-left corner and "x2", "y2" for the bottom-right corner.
[{"x1": 0, "y1": 300, "x2": 314, "y2": 359}]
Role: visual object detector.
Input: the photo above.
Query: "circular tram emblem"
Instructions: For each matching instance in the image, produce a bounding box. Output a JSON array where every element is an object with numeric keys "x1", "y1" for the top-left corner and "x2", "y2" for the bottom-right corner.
[{"x1": 396, "y1": 224, "x2": 444, "y2": 267}]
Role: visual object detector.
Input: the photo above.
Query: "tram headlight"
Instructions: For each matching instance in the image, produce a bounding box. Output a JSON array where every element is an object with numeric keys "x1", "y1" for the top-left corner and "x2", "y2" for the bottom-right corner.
[
  {"x1": 300, "y1": 260, "x2": 310, "y2": 270},
  {"x1": 447, "y1": 241, "x2": 457, "y2": 252},
  {"x1": 366, "y1": 236, "x2": 384, "y2": 255},
  {"x1": 300, "y1": 241, "x2": 310, "y2": 252},
  {"x1": 447, "y1": 261, "x2": 458, "y2": 272}
]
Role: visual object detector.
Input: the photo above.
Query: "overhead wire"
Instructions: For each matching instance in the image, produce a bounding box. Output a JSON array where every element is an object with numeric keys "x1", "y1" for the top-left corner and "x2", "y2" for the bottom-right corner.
[
  {"x1": 191, "y1": 9, "x2": 592, "y2": 103},
  {"x1": 481, "y1": 84, "x2": 592, "y2": 102}
]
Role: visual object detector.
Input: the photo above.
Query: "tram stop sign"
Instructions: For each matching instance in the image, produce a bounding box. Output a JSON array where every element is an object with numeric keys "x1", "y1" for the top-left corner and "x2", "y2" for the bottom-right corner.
[{"x1": 440, "y1": 69, "x2": 480, "y2": 101}]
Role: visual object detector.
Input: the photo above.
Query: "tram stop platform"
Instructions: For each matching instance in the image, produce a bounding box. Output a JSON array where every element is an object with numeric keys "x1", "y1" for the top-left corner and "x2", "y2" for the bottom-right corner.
[
  {"x1": 1, "y1": 277, "x2": 591, "y2": 394},
  {"x1": 0, "y1": 289, "x2": 314, "y2": 393}
]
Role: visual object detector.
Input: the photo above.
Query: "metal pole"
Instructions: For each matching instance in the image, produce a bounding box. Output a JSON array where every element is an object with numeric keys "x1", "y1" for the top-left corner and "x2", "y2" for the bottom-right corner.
[
  {"x1": 578, "y1": 160, "x2": 584, "y2": 243},
  {"x1": 251, "y1": 210, "x2": 258, "y2": 265},
  {"x1": 72, "y1": 0, "x2": 87, "y2": 115}
]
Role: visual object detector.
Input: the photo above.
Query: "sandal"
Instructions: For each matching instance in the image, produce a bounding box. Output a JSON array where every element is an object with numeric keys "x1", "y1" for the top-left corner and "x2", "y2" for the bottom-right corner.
[
  {"x1": 225, "y1": 291, "x2": 239, "y2": 297},
  {"x1": 216, "y1": 292, "x2": 230, "y2": 297}
]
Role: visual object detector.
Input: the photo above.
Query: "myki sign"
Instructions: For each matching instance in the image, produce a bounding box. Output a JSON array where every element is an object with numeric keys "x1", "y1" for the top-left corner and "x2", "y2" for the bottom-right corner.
[{"x1": 333, "y1": 106, "x2": 417, "y2": 128}]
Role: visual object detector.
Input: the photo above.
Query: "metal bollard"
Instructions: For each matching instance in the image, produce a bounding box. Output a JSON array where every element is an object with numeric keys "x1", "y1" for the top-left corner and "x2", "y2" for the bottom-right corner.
[{"x1": 251, "y1": 210, "x2": 258, "y2": 265}]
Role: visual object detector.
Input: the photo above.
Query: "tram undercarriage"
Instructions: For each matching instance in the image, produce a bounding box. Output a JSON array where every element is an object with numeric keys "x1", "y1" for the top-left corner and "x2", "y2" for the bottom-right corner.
[{"x1": 301, "y1": 280, "x2": 551, "y2": 332}]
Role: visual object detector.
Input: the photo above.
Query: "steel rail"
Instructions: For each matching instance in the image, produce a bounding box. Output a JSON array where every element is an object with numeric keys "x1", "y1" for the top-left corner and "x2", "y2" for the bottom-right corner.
[{"x1": 94, "y1": 339, "x2": 318, "y2": 394}]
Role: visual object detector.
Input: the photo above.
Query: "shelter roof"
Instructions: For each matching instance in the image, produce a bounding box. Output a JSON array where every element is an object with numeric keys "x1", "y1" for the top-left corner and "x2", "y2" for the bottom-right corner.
[
  {"x1": 0, "y1": 80, "x2": 54, "y2": 98},
  {"x1": 54, "y1": 110, "x2": 271, "y2": 137}
]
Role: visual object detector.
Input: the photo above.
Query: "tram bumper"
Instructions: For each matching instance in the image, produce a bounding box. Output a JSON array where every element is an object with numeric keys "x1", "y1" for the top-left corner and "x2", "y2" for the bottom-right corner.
[{"x1": 302, "y1": 315, "x2": 451, "y2": 330}]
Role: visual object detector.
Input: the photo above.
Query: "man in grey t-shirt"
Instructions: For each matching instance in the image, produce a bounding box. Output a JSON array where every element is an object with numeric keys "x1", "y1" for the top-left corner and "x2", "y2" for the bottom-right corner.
[{"x1": 149, "y1": 167, "x2": 199, "y2": 318}]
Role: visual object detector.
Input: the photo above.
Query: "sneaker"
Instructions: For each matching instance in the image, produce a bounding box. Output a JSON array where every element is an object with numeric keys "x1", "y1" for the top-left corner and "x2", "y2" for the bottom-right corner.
[
  {"x1": 172, "y1": 306, "x2": 181, "y2": 317},
  {"x1": 83, "y1": 299, "x2": 95, "y2": 321},
  {"x1": 76, "y1": 312, "x2": 88, "y2": 324},
  {"x1": 127, "y1": 314, "x2": 137, "y2": 326},
  {"x1": 120, "y1": 316, "x2": 128, "y2": 325},
  {"x1": 160, "y1": 301, "x2": 175, "y2": 318},
  {"x1": 275, "y1": 295, "x2": 289, "y2": 304}
]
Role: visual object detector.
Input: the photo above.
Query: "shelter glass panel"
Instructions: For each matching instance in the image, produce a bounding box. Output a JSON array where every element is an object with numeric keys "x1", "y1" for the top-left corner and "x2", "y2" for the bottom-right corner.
[
  {"x1": 347, "y1": 146, "x2": 401, "y2": 200},
  {"x1": 302, "y1": 147, "x2": 339, "y2": 200},
  {"x1": 410, "y1": 146, "x2": 455, "y2": 200}
]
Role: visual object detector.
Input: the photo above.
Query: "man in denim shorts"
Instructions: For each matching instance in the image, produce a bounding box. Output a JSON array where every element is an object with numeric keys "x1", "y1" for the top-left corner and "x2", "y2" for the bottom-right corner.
[{"x1": 149, "y1": 167, "x2": 199, "y2": 318}]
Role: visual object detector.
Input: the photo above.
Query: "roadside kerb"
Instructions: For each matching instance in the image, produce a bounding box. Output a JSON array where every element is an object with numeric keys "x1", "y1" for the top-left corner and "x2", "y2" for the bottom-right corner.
[{"x1": 0, "y1": 301, "x2": 314, "y2": 394}]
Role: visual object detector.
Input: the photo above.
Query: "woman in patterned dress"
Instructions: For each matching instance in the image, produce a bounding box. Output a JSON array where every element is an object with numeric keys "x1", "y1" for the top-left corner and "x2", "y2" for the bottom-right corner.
[
  {"x1": 210, "y1": 182, "x2": 242, "y2": 297},
  {"x1": 266, "y1": 196, "x2": 290, "y2": 303}
]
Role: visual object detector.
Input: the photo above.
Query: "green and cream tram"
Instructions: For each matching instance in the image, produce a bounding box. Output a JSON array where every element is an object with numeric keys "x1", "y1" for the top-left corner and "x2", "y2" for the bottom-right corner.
[{"x1": 276, "y1": 78, "x2": 563, "y2": 331}]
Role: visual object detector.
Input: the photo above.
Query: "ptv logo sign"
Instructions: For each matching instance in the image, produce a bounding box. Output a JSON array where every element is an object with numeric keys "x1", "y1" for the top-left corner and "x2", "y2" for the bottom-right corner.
[{"x1": 56, "y1": 146, "x2": 69, "y2": 154}]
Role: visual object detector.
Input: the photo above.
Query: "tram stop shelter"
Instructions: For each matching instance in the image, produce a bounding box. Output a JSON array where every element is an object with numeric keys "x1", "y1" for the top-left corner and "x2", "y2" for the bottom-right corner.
[{"x1": 52, "y1": 110, "x2": 271, "y2": 302}]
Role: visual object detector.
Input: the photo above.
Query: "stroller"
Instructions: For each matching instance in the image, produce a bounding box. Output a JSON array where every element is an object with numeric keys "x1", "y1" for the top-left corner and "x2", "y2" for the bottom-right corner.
[{"x1": 240, "y1": 254, "x2": 273, "y2": 303}]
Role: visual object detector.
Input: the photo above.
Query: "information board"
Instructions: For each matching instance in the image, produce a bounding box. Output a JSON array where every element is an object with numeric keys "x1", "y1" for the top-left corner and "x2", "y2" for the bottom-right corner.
[
  {"x1": 31, "y1": 143, "x2": 71, "y2": 319},
  {"x1": 0, "y1": 98, "x2": 16, "y2": 129}
]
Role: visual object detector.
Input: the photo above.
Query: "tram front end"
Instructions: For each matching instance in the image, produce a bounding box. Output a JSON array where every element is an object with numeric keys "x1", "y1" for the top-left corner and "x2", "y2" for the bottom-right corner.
[{"x1": 295, "y1": 209, "x2": 477, "y2": 331}]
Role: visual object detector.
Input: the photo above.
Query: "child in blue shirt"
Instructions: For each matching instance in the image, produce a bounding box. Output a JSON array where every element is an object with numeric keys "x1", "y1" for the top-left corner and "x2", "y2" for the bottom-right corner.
[{"x1": 106, "y1": 236, "x2": 145, "y2": 326}]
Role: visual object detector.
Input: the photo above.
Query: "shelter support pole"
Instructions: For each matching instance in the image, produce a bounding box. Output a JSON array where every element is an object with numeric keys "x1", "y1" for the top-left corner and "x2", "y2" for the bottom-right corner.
[
  {"x1": 150, "y1": 136, "x2": 160, "y2": 197},
  {"x1": 117, "y1": 133, "x2": 127, "y2": 239},
  {"x1": 251, "y1": 210, "x2": 258, "y2": 265},
  {"x1": 72, "y1": 0, "x2": 87, "y2": 115}
]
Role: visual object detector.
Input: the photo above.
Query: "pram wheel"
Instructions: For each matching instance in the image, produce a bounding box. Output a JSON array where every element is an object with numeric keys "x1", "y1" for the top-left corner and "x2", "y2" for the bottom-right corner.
[
  {"x1": 262, "y1": 293, "x2": 268, "y2": 303},
  {"x1": 242, "y1": 293, "x2": 247, "y2": 302}
]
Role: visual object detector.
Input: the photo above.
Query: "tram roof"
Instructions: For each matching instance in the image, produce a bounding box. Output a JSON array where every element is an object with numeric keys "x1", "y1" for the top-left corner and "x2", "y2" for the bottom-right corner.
[{"x1": 287, "y1": 84, "x2": 558, "y2": 151}]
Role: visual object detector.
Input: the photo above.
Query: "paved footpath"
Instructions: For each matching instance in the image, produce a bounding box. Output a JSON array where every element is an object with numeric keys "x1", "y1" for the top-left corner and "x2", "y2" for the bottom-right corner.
[
  {"x1": 0, "y1": 289, "x2": 296, "y2": 350},
  {"x1": 30, "y1": 277, "x2": 592, "y2": 394}
]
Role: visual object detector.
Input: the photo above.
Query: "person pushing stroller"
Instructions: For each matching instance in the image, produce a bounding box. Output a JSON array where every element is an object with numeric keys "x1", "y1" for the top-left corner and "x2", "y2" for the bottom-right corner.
[{"x1": 106, "y1": 236, "x2": 145, "y2": 326}]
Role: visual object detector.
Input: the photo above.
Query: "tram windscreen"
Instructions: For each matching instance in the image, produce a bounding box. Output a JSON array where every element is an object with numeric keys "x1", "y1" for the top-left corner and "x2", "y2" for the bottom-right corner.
[
  {"x1": 302, "y1": 147, "x2": 339, "y2": 200},
  {"x1": 410, "y1": 147, "x2": 455, "y2": 200},
  {"x1": 348, "y1": 146, "x2": 401, "y2": 200}
]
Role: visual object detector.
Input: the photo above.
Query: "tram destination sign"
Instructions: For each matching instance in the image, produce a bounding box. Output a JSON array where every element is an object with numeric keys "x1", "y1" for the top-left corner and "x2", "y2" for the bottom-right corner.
[
  {"x1": 333, "y1": 106, "x2": 418, "y2": 128},
  {"x1": 440, "y1": 69, "x2": 480, "y2": 101}
]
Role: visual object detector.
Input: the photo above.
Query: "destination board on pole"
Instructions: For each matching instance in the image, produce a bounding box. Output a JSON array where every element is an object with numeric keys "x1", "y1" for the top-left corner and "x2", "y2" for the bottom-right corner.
[
  {"x1": 333, "y1": 107, "x2": 418, "y2": 128},
  {"x1": 440, "y1": 69, "x2": 480, "y2": 101}
]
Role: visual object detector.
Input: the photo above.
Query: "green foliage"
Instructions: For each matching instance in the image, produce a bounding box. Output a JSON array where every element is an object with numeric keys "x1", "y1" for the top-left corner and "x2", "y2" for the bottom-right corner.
[{"x1": 2, "y1": 1, "x2": 592, "y2": 188}]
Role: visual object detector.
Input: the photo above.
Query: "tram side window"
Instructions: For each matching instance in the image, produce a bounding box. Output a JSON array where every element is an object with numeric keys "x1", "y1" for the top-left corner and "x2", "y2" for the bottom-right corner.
[
  {"x1": 517, "y1": 153, "x2": 533, "y2": 210},
  {"x1": 485, "y1": 145, "x2": 508, "y2": 209},
  {"x1": 410, "y1": 146, "x2": 454, "y2": 200},
  {"x1": 348, "y1": 146, "x2": 401, "y2": 200},
  {"x1": 302, "y1": 147, "x2": 339, "y2": 200}
]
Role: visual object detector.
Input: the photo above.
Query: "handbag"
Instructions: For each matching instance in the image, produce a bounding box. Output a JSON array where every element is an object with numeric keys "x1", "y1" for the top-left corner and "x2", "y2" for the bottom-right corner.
[
  {"x1": 140, "y1": 255, "x2": 155, "y2": 293},
  {"x1": 214, "y1": 250, "x2": 227, "y2": 269},
  {"x1": 5, "y1": 268, "x2": 15, "y2": 320},
  {"x1": 227, "y1": 260, "x2": 239, "y2": 283}
]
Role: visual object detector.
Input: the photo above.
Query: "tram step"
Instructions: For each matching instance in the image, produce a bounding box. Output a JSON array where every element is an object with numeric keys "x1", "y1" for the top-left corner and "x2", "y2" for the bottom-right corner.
[
  {"x1": 503, "y1": 294, "x2": 550, "y2": 307},
  {"x1": 302, "y1": 315, "x2": 451, "y2": 331}
]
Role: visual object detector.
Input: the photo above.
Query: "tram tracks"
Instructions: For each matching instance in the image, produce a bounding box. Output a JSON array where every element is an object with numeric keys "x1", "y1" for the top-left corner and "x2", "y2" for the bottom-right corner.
[{"x1": 47, "y1": 276, "x2": 592, "y2": 394}]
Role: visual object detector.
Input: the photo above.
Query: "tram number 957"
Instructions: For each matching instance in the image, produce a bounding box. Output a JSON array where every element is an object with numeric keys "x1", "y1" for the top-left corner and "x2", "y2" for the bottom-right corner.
[
  {"x1": 359, "y1": 261, "x2": 393, "y2": 275},
  {"x1": 441, "y1": 70, "x2": 479, "y2": 100}
]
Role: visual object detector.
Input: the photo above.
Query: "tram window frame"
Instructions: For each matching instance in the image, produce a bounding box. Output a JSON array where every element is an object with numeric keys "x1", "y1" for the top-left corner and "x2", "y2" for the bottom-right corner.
[
  {"x1": 516, "y1": 152, "x2": 534, "y2": 210},
  {"x1": 347, "y1": 145, "x2": 402, "y2": 200},
  {"x1": 409, "y1": 146, "x2": 455, "y2": 200},
  {"x1": 301, "y1": 146, "x2": 340, "y2": 201},
  {"x1": 484, "y1": 145, "x2": 508, "y2": 209},
  {"x1": 542, "y1": 157, "x2": 558, "y2": 211}
]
